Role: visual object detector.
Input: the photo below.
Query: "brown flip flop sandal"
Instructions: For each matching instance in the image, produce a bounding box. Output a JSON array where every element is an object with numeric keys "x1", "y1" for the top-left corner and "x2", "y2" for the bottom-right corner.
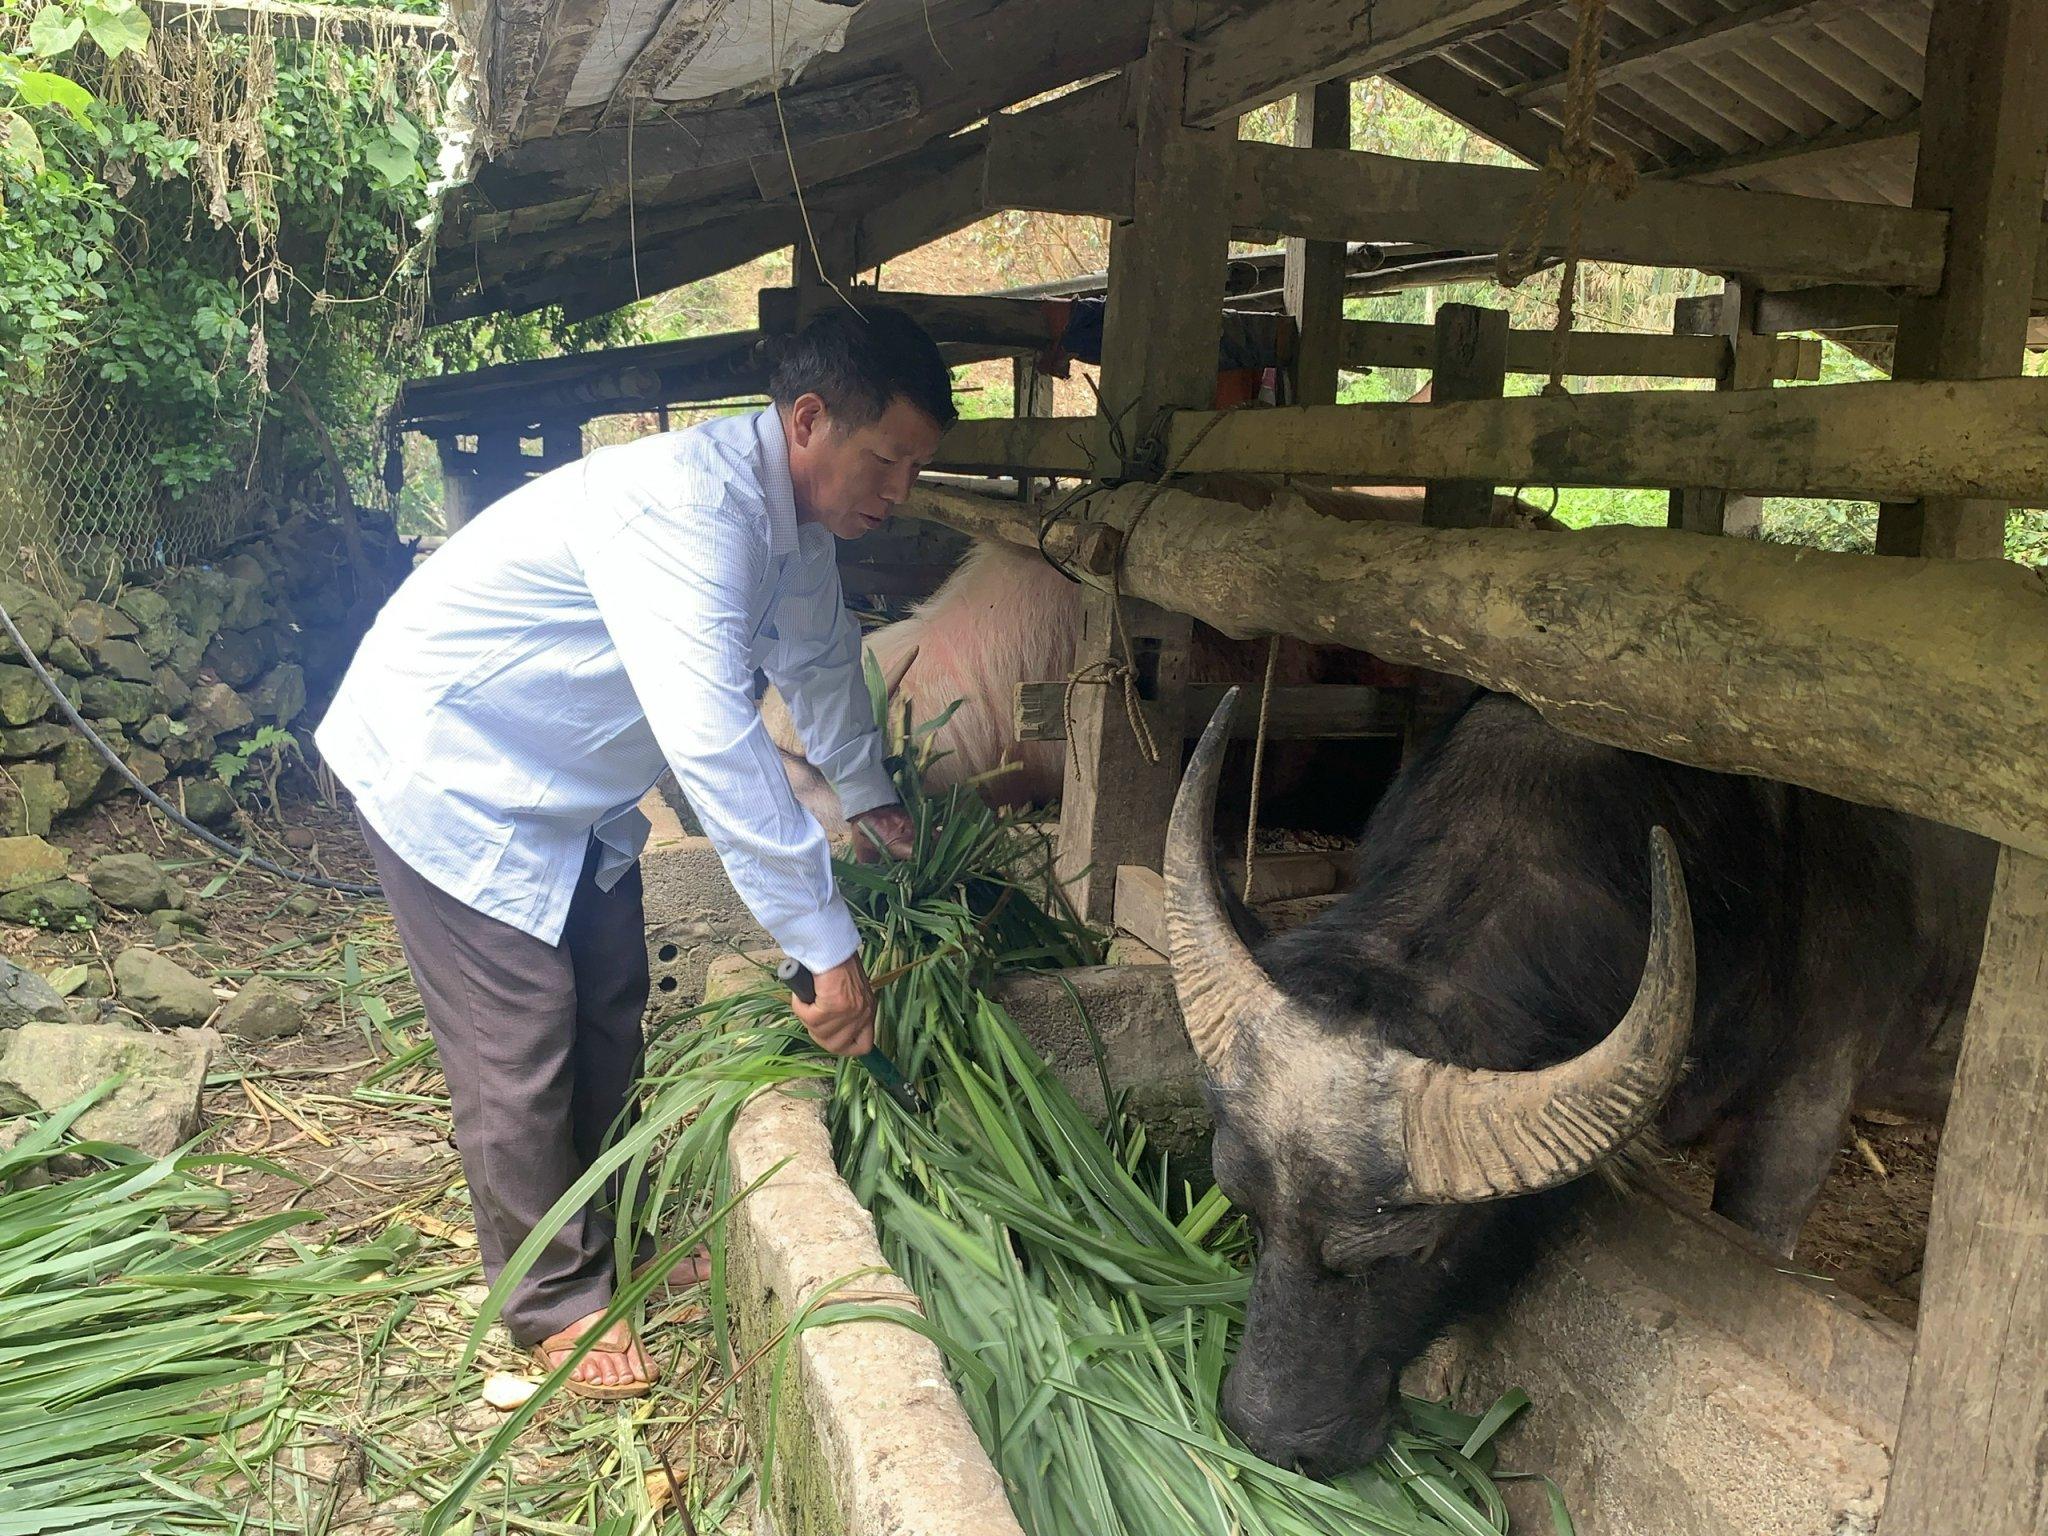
[{"x1": 534, "y1": 1328, "x2": 657, "y2": 1401}]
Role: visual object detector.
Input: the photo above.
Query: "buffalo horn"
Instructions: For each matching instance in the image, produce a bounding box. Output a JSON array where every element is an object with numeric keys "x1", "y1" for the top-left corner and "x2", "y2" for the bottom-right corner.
[
  {"x1": 1163, "y1": 690, "x2": 1296, "y2": 1070},
  {"x1": 1399, "y1": 826, "x2": 1697, "y2": 1203}
]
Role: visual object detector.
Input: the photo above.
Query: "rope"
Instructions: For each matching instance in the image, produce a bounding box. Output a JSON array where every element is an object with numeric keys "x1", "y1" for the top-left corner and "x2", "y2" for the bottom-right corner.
[
  {"x1": 1240, "y1": 634, "x2": 1280, "y2": 904},
  {"x1": 1494, "y1": 0, "x2": 1634, "y2": 396}
]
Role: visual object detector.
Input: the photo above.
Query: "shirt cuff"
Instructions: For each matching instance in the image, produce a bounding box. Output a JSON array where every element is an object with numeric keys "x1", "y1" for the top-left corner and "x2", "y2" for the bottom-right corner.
[
  {"x1": 833, "y1": 757, "x2": 901, "y2": 822},
  {"x1": 769, "y1": 900, "x2": 863, "y2": 975}
]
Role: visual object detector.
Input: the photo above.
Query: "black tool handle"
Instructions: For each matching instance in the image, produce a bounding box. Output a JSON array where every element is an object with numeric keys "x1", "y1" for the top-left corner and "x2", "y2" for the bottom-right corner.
[{"x1": 776, "y1": 956, "x2": 816, "y2": 1004}]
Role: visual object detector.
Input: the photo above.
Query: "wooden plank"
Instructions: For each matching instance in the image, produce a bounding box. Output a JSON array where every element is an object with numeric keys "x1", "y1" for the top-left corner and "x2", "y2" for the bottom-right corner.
[
  {"x1": 1182, "y1": 0, "x2": 1556, "y2": 127},
  {"x1": 980, "y1": 76, "x2": 1136, "y2": 224},
  {"x1": 1232, "y1": 141, "x2": 1950, "y2": 292},
  {"x1": 1881, "y1": 847, "x2": 2048, "y2": 1536},
  {"x1": 511, "y1": 0, "x2": 609, "y2": 142},
  {"x1": 1114, "y1": 853, "x2": 1342, "y2": 949},
  {"x1": 1157, "y1": 379, "x2": 2048, "y2": 502},
  {"x1": 1422, "y1": 303, "x2": 1509, "y2": 529},
  {"x1": 932, "y1": 417, "x2": 1095, "y2": 476},
  {"x1": 1877, "y1": 0, "x2": 2048, "y2": 561},
  {"x1": 486, "y1": 76, "x2": 922, "y2": 202},
  {"x1": 1668, "y1": 283, "x2": 1765, "y2": 538},
  {"x1": 903, "y1": 478, "x2": 2048, "y2": 862},
  {"x1": 1341, "y1": 317, "x2": 1821, "y2": 380},
  {"x1": 1285, "y1": 80, "x2": 1350, "y2": 408},
  {"x1": 1511, "y1": 0, "x2": 1853, "y2": 111},
  {"x1": 1057, "y1": 0, "x2": 1230, "y2": 925},
  {"x1": 1015, "y1": 683, "x2": 1403, "y2": 742},
  {"x1": 1752, "y1": 283, "x2": 1905, "y2": 335},
  {"x1": 1387, "y1": 55, "x2": 1561, "y2": 169},
  {"x1": 144, "y1": 0, "x2": 444, "y2": 44}
]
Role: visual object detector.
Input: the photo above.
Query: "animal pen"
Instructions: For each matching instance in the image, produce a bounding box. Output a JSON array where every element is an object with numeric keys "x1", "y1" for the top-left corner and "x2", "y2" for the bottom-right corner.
[{"x1": 409, "y1": 1, "x2": 2048, "y2": 1532}]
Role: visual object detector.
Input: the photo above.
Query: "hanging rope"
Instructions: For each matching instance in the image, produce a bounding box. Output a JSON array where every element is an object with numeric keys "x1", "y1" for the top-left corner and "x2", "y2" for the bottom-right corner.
[
  {"x1": 1240, "y1": 634, "x2": 1281, "y2": 904},
  {"x1": 1494, "y1": 0, "x2": 1635, "y2": 396}
]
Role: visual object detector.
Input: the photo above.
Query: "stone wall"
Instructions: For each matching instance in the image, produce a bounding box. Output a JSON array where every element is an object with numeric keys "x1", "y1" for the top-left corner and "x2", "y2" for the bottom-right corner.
[{"x1": 0, "y1": 509, "x2": 407, "y2": 838}]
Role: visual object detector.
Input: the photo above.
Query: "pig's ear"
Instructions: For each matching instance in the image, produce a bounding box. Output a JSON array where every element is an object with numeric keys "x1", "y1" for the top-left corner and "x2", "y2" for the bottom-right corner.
[{"x1": 882, "y1": 645, "x2": 919, "y2": 700}]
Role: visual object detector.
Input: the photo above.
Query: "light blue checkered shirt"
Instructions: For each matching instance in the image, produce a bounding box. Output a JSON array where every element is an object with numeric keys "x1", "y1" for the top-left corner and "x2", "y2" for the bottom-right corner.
[{"x1": 315, "y1": 407, "x2": 896, "y2": 972}]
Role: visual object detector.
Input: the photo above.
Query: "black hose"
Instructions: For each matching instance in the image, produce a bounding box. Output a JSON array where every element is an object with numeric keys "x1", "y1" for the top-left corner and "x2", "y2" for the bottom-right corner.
[{"x1": 0, "y1": 594, "x2": 381, "y2": 898}]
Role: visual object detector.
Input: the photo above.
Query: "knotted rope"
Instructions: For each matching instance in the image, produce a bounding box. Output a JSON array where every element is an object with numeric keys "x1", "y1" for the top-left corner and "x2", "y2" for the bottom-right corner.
[{"x1": 1495, "y1": 0, "x2": 1635, "y2": 396}]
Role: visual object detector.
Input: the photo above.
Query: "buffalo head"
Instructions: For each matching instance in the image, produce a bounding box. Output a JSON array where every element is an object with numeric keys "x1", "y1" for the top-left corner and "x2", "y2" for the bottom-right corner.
[{"x1": 1164, "y1": 692, "x2": 1697, "y2": 1473}]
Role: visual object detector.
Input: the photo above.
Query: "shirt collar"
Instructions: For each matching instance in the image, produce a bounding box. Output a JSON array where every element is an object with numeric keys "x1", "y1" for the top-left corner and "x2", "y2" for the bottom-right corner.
[{"x1": 754, "y1": 406, "x2": 800, "y2": 561}]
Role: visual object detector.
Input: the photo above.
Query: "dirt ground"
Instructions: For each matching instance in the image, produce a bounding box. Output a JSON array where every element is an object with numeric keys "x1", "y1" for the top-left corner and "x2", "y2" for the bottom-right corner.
[{"x1": 7, "y1": 786, "x2": 749, "y2": 1534}]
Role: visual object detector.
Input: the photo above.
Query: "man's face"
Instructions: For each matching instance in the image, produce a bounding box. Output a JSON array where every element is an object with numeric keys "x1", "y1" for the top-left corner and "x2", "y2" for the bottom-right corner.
[{"x1": 787, "y1": 393, "x2": 945, "y2": 540}]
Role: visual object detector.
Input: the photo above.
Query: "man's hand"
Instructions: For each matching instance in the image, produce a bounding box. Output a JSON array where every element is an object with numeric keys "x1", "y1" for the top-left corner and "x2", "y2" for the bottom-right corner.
[
  {"x1": 790, "y1": 954, "x2": 876, "y2": 1057},
  {"x1": 849, "y1": 804, "x2": 915, "y2": 863}
]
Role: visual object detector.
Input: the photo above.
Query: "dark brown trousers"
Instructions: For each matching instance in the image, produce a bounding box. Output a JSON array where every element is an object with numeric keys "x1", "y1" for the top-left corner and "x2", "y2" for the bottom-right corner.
[{"x1": 358, "y1": 817, "x2": 650, "y2": 1346}]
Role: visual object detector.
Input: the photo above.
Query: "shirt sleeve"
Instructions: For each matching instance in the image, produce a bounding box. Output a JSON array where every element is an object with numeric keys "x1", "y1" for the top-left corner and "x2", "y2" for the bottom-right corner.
[
  {"x1": 579, "y1": 501, "x2": 862, "y2": 974},
  {"x1": 759, "y1": 531, "x2": 900, "y2": 823}
]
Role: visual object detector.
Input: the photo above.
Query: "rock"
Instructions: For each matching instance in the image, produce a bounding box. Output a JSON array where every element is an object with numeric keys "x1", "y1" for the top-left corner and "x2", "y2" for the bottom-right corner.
[
  {"x1": 112, "y1": 947, "x2": 218, "y2": 1028},
  {"x1": 122, "y1": 748, "x2": 167, "y2": 791},
  {"x1": 161, "y1": 573, "x2": 228, "y2": 649},
  {"x1": 0, "y1": 1022, "x2": 215, "y2": 1155},
  {"x1": 178, "y1": 778, "x2": 239, "y2": 828},
  {"x1": 54, "y1": 740, "x2": 114, "y2": 808},
  {"x1": 203, "y1": 628, "x2": 276, "y2": 689},
  {"x1": 92, "y1": 638, "x2": 155, "y2": 683},
  {"x1": 87, "y1": 853, "x2": 176, "y2": 912},
  {"x1": 0, "y1": 836, "x2": 67, "y2": 892},
  {"x1": 248, "y1": 663, "x2": 306, "y2": 726},
  {"x1": 113, "y1": 588, "x2": 171, "y2": 631},
  {"x1": 0, "y1": 1117, "x2": 53, "y2": 1190},
  {"x1": 136, "y1": 713, "x2": 180, "y2": 750},
  {"x1": 45, "y1": 636, "x2": 93, "y2": 677},
  {"x1": 0, "y1": 724, "x2": 69, "y2": 758},
  {"x1": 78, "y1": 678, "x2": 155, "y2": 727},
  {"x1": 135, "y1": 621, "x2": 179, "y2": 665},
  {"x1": 65, "y1": 601, "x2": 138, "y2": 648},
  {"x1": 159, "y1": 726, "x2": 216, "y2": 771},
  {"x1": 221, "y1": 554, "x2": 268, "y2": 587},
  {"x1": 151, "y1": 667, "x2": 192, "y2": 715},
  {"x1": 0, "y1": 664, "x2": 54, "y2": 727},
  {"x1": 151, "y1": 908, "x2": 205, "y2": 935},
  {"x1": 76, "y1": 965, "x2": 111, "y2": 999},
  {"x1": 166, "y1": 632, "x2": 207, "y2": 675},
  {"x1": 221, "y1": 576, "x2": 270, "y2": 631},
  {"x1": 0, "y1": 580, "x2": 61, "y2": 658},
  {"x1": 0, "y1": 764, "x2": 67, "y2": 837},
  {"x1": 215, "y1": 976, "x2": 305, "y2": 1041},
  {"x1": 0, "y1": 880, "x2": 98, "y2": 930},
  {"x1": 187, "y1": 682, "x2": 254, "y2": 737},
  {"x1": 0, "y1": 956, "x2": 70, "y2": 1029}
]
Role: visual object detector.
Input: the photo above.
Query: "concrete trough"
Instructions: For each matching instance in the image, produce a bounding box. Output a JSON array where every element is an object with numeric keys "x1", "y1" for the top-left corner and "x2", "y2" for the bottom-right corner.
[{"x1": 683, "y1": 834, "x2": 1912, "y2": 1535}]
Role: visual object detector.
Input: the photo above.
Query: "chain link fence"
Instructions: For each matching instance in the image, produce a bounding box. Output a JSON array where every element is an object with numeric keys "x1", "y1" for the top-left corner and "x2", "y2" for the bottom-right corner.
[{"x1": 0, "y1": 358, "x2": 268, "y2": 586}]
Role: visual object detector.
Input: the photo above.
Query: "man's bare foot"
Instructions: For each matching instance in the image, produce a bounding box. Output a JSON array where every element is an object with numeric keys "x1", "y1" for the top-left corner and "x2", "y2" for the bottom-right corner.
[{"x1": 535, "y1": 1310, "x2": 655, "y2": 1399}]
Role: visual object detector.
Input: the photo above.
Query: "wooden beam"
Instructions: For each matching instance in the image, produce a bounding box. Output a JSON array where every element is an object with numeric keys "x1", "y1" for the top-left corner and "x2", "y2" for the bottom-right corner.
[
  {"x1": 1056, "y1": 0, "x2": 1229, "y2": 925},
  {"x1": 510, "y1": 0, "x2": 607, "y2": 142},
  {"x1": 980, "y1": 76, "x2": 1135, "y2": 228},
  {"x1": 1114, "y1": 854, "x2": 1341, "y2": 950},
  {"x1": 1668, "y1": 283, "x2": 1766, "y2": 538},
  {"x1": 1182, "y1": 0, "x2": 1554, "y2": 127},
  {"x1": 1386, "y1": 55, "x2": 1561, "y2": 169},
  {"x1": 484, "y1": 76, "x2": 922, "y2": 204},
  {"x1": 400, "y1": 330, "x2": 772, "y2": 426},
  {"x1": 1752, "y1": 284, "x2": 1907, "y2": 335},
  {"x1": 1341, "y1": 318, "x2": 1821, "y2": 380},
  {"x1": 932, "y1": 416, "x2": 1095, "y2": 476},
  {"x1": 144, "y1": 0, "x2": 445, "y2": 45},
  {"x1": 1877, "y1": 0, "x2": 2048, "y2": 560},
  {"x1": 1016, "y1": 682, "x2": 1402, "y2": 742},
  {"x1": 1511, "y1": 0, "x2": 1850, "y2": 111},
  {"x1": 1881, "y1": 847, "x2": 2048, "y2": 1536},
  {"x1": 1154, "y1": 379, "x2": 2048, "y2": 503},
  {"x1": 1285, "y1": 80, "x2": 1350, "y2": 408},
  {"x1": 1658, "y1": 108, "x2": 1920, "y2": 188},
  {"x1": 903, "y1": 478, "x2": 2048, "y2": 861},
  {"x1": 1232, "y1": 142, "x2": 1949, "y2": 292}
]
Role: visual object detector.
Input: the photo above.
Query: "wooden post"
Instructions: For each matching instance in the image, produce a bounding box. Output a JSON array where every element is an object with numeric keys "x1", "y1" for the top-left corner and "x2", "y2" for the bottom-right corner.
[
  {"x1": 1421, "y1": 303, "x2": 1509, "y2": 529},
  {"x1": 1410, "y1": 302, "x2": 1508, "y2": 752},
  {"x1": 1875, "y1": 0, "x2": 2048, "y2": 561},
  {"x1": 1284, "y1": 80, "x2": 1349, "y2": 407},
  {"x1": 1057, "y1": 0, "x2": 1233, "y2": 924},
  {"x1": 1668, "y1": 284, "x2": 1766, "y2": 538},
  {"x1": 433, "y1": 434, "x2": 486, "y2": 533},
  {"x1": 1011, "y1": 355, "x2": 1054, "y2": 504},
  {"x1": 1881, "y1": 847, "x2": 2048, "y2": 1535}
]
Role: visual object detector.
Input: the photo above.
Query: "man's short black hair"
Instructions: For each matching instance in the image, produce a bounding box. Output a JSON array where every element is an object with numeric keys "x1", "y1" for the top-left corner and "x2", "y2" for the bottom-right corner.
[{"x1": 768, "y1": 303, "x2": 958, "y2": 430}]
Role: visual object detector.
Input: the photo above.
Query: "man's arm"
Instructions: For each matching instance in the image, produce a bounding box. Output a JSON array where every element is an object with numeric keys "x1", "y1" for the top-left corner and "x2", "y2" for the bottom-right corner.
[
  {"x1": 580, "y1": 503, "x2": 861, "y2": 976},
  {"x1": 758, "y1": 533, "x2": 899, "y2": 825}
]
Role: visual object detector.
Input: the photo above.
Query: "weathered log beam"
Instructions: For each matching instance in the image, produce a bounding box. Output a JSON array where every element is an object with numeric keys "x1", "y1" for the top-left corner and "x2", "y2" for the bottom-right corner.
[
  {"x1": 1015, "y1": 682, "x2": 1402, "y2": 742},
  {"x1": 903, "y1": 479, "x2": 2048, "y2": 860},
  {"x1": 1341, "y1": 319, "x2": 1821, "y2": 380},
  {"x1": 1233, "y1": 142, "x2": 1949, "y2": 292},
  {"x1": 144, "y1": 0, "x2": 446, "y2": 43},
  {"x1": 1158, "y1": 379, "x2": 2048, "y2": 502}
]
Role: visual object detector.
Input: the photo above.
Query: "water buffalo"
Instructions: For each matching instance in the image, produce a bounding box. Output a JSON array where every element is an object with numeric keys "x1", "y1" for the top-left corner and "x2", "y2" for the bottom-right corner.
[{"x1": 1163, "y1": 688, "x2": 1992, "y2": 1475}]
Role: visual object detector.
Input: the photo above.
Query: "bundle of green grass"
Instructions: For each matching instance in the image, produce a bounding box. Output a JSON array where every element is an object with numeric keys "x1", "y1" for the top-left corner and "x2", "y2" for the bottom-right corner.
[{"x1": 457, "y1": 682, "x2": 1572, "y2": 1536}]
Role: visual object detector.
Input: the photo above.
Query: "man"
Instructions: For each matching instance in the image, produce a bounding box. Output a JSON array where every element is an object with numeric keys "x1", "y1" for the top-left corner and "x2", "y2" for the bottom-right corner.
[{"x1": 315, "y1": 306, "x2": 955, "y2": 1397}]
